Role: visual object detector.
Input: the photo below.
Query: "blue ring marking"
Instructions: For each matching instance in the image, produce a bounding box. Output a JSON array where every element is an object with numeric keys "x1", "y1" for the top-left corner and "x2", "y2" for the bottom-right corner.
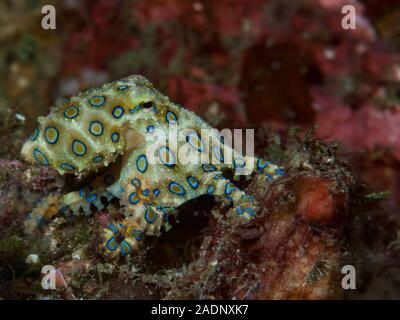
[
  {"x1": 157, "y1": 206, "x2": 170, "y2": 221},
  {"x1": 145, "y1": 205, "x2": 157, "y2": 224},
  {"x1": 225, "y1": 182, "x2": 239, "y2": 195},
  {"x1": 29, "y1": 128, "x2": 39, "y2": 141},
  {"x1": 44, "y1": 126, "x2": 59, "y2": 144},
  {"x1": 112, "y1": 106, "x2": 124, "y2": 119},
  {"x1": 142, "y1": 189, "x2": 150, "y2": 196},
  {"x1": 107, "y1": 237, "x2": 118, "y2": 251},
  {"x1": 111, "y1": 132, "x2": 120, "y2": 142},
  {"x1": 234, "y1": 158, "x2": 246, "y2": 169},
  {"x1": 79, "y1": 188, "x2": 85, "y2": 197},
  {"x1": 169, "y1": 181, "x2": 185, "y2": 196},
  {"x1": 89, "y1": 121, "x2": 104, "y2": 136},
  {"x1": 242, "y1": 194, "x2": 255, "y2": 202},
  {"x1": 265, "y1": 173, "x2": 273, "y2": 182},
  {"x1": 186, "y1": 131, "x2": 205, "y2": 152},
  {"x1": 276, "y1": 168, "x2": 285, "y2": 176},
  {"x1": 64, "y1": 105, "x2": 79, "y2": 119},
  {"x1": 162, "y1": 211, "x2": 169, "y2": 221},
  {"x1": 129, "y1": 192, "x2": 140, "y2": 205},
  {"x1": 117, "y1": 85, "x2": 128, "y2": 91},
  {"x1": 60, "y1": 163, "x2": 75, "y2": 171},
  {"x1": 136, "y1": 154, "x2": 148, "y2": 173},
  {"x1": 257, "y1": 159, "x2": 271, "y2": 170},
  {"x1": 132, "y1": 230, "x2": 143, "y2": 241},
  {"x1": 235, "y1": 207, "x2": 244, "y2": 215},
  {"x1": 207, "y1": 185, "x2": 215, "y2": 195},
  {"x1": 165, "y1": 111, "x2": 177, "y2": 124},
  {"x1": 147, "y1": 125, "x2": 155, "y2": 133},
  {"x1": 242, "y1": 207, "x2": 256, "y2": 217},
  {"x1": 187, "y1": 176, "x2": 199, "y2": 189},
  {"x1": 33, "y1": 149, "x2": 48, "y2": 166},
  {"x1": 213, "y1": 173, "x2": 224, "y2": 180},
  {"x1": 104, "y1": 174, "x2": 114, "y2": 185},
  {"x1": 72, "y1": 139, "x2": 87, "y2": 156},
  {"x1": 108, "y1": 224, "x2": 119, "y2": 234},
  {"x1": 153, "y1": 105, "x2": 158, "y2": 113},
  {"x1": 89, "y1": 95, "x2": 106, "y2": 107},
  {"x1": 93, "y1": 155, "x2": 103, "y2": 163},
  {"x1": 213, "y1": 146, "x2": 224, "y2": 162},
  {"x1": 158, "y1": 146, "x2": 176, "y2": 167},
  {"x1": 202, "y1": 164, "x2": 217, "y2": 172},
  {"x1": 86, "y1": 193, "x2": 97, "y2": 202},
  {"x1": 153, "y1": 189, "x2": 160, "y2": 197},
  {"x1": 131, "y1": 178, "x2": 141, "y2": 188},
  {"x1": 129, "y1": 104, "x2": 143, "y2": 113},
  {"x1": 120, "y1": 240, "x2": 132, "y2": 257}
]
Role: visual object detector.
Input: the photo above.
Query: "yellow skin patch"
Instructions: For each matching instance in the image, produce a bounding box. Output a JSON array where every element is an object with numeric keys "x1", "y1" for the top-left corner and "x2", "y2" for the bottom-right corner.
[{"x1": 21, "y1": 75, "x2": 284, "y2": 259}]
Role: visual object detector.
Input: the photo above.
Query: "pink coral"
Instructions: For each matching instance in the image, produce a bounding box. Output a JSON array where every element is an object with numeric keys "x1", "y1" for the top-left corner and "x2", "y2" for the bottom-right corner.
[{"x1": 312, "y1": 87, "x2": 400, "y2": 160}]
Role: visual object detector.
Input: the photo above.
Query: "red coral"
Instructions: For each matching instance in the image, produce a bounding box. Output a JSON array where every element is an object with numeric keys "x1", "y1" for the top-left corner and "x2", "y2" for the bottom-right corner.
[
  {"x1": 168, "y1": 167, "x2": 353, "y2": 299},
  {"x1": 61, "y1": 0, "x2": 139, "y2": 76},
  {"x1": 312, "y1": 87, "x2": 400, "y2": 160},
  {"x1": 296, "y1": 177, "x2": 335, "y2": 223},
  {"x1": 167, "y1": 76, "x2": 243, "y2": 125}
]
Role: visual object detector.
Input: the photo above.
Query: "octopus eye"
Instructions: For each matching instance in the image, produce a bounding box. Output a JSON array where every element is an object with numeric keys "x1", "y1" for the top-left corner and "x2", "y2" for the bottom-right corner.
[
  {"x1": 142, "y1": 102, "x2": 153, "y2": 109},
  {"x1": 129, "y1": 101, "x2": 153, "y2": 114}
]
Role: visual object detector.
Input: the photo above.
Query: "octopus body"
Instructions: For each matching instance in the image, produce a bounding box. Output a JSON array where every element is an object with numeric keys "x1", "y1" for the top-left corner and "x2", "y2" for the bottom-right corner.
[{"x1": 21, "y1": 75, "x2": 284, "y2": 258}]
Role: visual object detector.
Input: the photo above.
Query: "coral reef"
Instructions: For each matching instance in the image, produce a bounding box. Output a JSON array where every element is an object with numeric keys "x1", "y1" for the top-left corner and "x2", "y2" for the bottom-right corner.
[{"x1": 0, "y1": 109, "x2": 383, "y2": 299}]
